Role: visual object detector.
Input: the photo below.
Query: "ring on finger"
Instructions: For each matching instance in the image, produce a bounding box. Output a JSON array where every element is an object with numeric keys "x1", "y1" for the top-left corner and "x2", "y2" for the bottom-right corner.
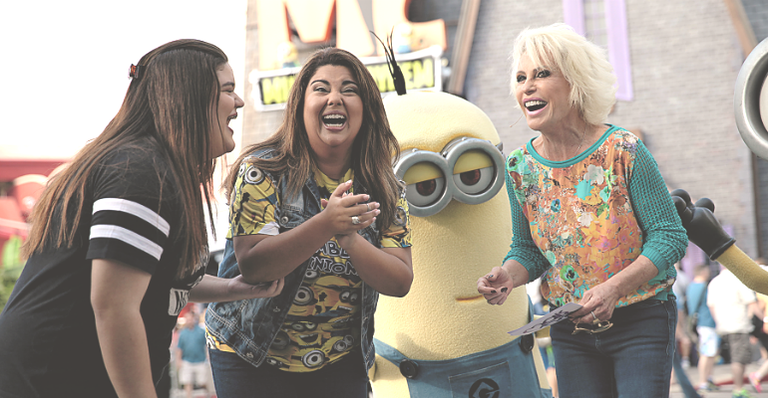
[
  {"x1": 351, "y1": 215, "x2": 361, "y2": 225},
  {"x1": 366, "y1": 203, "x2": 371, "y2": 212},
  {"x1": 590, "y1": 311, "x2": 601, "y2": 324}
]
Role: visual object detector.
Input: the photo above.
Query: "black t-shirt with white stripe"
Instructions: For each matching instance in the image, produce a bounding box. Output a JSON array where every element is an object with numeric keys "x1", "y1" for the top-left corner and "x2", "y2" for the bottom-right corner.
[{"x1": 0, "y1": 138, "x2": 206, "y2": 397}]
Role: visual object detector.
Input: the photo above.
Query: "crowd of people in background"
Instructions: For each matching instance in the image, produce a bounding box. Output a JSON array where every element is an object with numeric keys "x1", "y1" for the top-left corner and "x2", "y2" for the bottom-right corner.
[{"x1": 662, "y1": 257, "x2": 768, "y2": 398}]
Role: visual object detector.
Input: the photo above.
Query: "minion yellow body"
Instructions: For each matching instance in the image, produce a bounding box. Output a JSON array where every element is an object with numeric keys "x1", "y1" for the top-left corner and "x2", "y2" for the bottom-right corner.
[
  {"x1": 715, "y1": 246, "x2": 768, "y2": 294},
  {"x1": 370, "y1": 92, "x2": 549, "y2": 397}
]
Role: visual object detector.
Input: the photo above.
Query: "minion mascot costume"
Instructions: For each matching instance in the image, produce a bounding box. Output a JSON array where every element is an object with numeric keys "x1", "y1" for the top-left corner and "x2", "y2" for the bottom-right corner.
[
  {"x1": 369, "y1": 39, "x2": 551, "y2": 398},
  {"x1": 672, "y1": 37, "x2": 768, "y2": 295}
]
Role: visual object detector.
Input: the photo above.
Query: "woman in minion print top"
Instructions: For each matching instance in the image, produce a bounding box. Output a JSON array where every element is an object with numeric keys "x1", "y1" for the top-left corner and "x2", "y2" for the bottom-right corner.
[
  {"x1": 477, "y1": 24, "x2": 688, "y2": 398},
  {"x1": 205, "y1": 47, "x2": 413, "y2": 398}
]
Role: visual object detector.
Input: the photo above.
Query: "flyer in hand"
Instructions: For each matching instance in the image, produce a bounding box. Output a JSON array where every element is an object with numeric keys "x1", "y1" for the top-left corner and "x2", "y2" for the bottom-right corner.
[{"x1": 507, "y1": 302, "x2": 582, "y2": 336}]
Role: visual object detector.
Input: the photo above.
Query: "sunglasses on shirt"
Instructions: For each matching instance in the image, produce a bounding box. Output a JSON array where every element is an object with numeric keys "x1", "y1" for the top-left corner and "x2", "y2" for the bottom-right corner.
[{"x1": 572, "y1": 320, "x2": 614, "y2": 335}]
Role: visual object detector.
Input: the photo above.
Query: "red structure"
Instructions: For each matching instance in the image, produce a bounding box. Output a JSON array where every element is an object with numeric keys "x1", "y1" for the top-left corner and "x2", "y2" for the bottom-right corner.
[{"x1": 0, "y1": 159, "x2": 67, "y2": 265}]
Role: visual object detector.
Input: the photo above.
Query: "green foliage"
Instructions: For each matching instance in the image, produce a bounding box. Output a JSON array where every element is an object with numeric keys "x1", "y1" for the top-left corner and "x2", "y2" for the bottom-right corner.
[{"x1": 1, "y1": 235, "x2": 25, "y2": 313}]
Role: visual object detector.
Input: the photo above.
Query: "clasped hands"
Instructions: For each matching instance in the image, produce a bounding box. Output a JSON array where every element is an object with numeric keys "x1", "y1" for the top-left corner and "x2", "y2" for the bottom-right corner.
[{"x1": 319, "y1": 180, "x2": 380, "y2": 242}]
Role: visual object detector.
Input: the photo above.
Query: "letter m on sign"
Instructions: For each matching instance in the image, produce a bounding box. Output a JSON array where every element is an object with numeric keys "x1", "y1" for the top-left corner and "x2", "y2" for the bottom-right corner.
[
  {"x1": 256, "y1": 0, "x2": 374, "y2": 70},
  {"x1": 256, "y1": 0, "x2": 447, "y2": 71}
]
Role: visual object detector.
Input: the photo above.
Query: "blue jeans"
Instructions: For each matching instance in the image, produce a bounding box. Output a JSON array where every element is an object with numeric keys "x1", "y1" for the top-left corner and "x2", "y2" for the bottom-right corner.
[
  {"x1": 550, "y1": 299, "x2": 676, "y2": 398},
  {"x1": 209, "y1": 348, "x2": 368, "y2": 398}
]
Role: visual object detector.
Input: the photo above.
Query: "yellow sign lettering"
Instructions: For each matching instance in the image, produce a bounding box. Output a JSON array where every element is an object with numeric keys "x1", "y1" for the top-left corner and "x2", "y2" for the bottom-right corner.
[
  {"x1": 251, "y1": 47, "x2": 442, "y2": 111},
  {"x1": 368, "y1": 64, "x2": 394, "y2": 93},
  {"x1": 413, "y1": 58, "x2": 434, "y2": 89},
  {"x1": 260, "y1": 75, "x2": 297, "y2": 105}
]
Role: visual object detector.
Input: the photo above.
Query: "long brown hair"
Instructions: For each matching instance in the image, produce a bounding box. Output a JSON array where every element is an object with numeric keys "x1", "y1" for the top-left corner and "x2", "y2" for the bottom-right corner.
[
  {"x1": 24, "y1": 39, "x2": 228, "y2": 279},
  {"x1": 226, "y1": 47, "x2": 402, "y2": 230}
]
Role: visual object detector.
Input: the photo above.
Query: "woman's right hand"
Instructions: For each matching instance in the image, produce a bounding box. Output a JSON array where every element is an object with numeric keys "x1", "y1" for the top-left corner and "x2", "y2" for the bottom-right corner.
[
  {"x1": 477, "y1": 266, "x2": 515, "y2": 305},
  {"x1": 227, "y1": 275, "x2": 285, "y2": 298},
  {"x1": 320, "y1": 180, "x2": 379, "y2": 237}
]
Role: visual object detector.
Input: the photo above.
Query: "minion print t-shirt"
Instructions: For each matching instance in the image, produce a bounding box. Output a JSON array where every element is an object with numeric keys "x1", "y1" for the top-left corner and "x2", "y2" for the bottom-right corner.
[{"x1": 209, "y1": 160, "x2": 411, "y2": 372}]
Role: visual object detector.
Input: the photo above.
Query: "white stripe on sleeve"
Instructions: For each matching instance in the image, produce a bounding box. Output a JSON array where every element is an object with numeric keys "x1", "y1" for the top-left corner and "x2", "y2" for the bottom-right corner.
[
  {"x1": 92, "y1": 198, "x2": 171, "y2": 237},
  {"x1": 259, "y1": 221, "x2": 281, "y2": 236},
  {"x1": 90, "y1": 224, "x2": 164, "y2": 260}
]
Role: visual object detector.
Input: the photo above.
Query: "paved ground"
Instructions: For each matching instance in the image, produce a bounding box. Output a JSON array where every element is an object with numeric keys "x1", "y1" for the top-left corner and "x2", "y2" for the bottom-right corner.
[
  {"x1": 670, "y1": 361, "x2": 768, "y2": 398},
  {"x1": 169, "y1": 362, "x2": 759, "y2": 398},
  {"x1": 164, "y1": 356, "x2": 767, "y2": 398}
]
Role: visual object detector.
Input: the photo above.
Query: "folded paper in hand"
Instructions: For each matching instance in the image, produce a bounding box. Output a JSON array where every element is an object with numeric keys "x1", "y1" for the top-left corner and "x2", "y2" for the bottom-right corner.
[{"x1": 508, "y1": 303, "x2": 582, "y2": 336}]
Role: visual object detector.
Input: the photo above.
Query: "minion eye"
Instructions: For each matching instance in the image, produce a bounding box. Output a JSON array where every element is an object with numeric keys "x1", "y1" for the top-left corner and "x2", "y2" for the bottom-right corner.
[
  {"x1": 333, "y1": 339, "x2": 349, "y2": 352},
  {"x1": 393, "y1": 206, "x2": 407, "y2": 227},
  {"x1": 416, "y1": 180, "x2": 436, "y2": 195},
  {"x1": 293, "y1": 286, "x2": 314, "y2": 306},
  {"x1": 243, "y1": 165, "x2": 265, "y2": 185},
  {"x1": 454, "y1": 167, "x2": 495, "y2": 194},
  {"x1": 302, "y1": 350, "x2": 326, "y2": 368},
  {"x1": 403, "y1": 162, "x2": 446, "y2": 207},
  {"x1": 271, "y1": 332, "x2": 289, "y2": 350},
  {"x1": 453, "y1": 150, "x2": 495, "y2": 195},
  {"x1": 407, "y1": 177, "x2": 445, "y2": 207},
  {"x1": 458, "y1": 170, "x2": 480, "y2": 185}
]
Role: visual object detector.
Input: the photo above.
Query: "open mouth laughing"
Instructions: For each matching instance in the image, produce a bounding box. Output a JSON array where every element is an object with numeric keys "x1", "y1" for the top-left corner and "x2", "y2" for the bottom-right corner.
[
  {"x1": 524, "y1": 100, "x2": 547, "y2": 112},
  {"x1": 322, "y1": 113, "x2": 347, "y2": 128},
  {"x1": 226, "y1": 113, "x2": 238, "y2": 130}
]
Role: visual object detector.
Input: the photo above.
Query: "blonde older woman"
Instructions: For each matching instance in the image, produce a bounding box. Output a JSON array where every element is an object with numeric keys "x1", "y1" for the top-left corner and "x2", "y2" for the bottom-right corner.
[{"x1": 477, "y1": 23, "x2": 687, "y2": 398}]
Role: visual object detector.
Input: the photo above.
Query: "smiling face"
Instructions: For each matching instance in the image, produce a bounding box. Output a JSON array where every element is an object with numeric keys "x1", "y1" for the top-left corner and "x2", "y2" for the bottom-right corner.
[
  {"x1": 514, "y1": 54, "x2": 580, "y2": 133},
  {"x1": 302, "y1": 65, "x2": 364, "y2": 161},
  {"x1": 210, "y1": 62, "x2": 244, "y2": 159}
]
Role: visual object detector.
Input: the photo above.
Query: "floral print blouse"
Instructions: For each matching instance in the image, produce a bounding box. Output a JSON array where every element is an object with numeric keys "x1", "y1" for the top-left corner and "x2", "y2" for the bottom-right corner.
[{"x1": 504, "y1": 125, "x2": 687, "y2": 308}]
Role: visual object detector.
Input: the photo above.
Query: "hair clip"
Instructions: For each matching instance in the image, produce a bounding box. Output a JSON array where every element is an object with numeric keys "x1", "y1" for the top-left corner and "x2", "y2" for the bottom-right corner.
[{"x1": 129, "y1": 64, "x2": 143, "y2": 80}]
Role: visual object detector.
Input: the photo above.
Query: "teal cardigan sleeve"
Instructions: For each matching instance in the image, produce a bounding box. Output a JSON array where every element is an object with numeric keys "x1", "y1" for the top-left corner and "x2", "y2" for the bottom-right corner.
[
  {"x1": 502, "y1": 168, "x2": 553, "y2": 282},
  {"x1": 628, "y1": 141, "x2": 688, "y2": 281}
]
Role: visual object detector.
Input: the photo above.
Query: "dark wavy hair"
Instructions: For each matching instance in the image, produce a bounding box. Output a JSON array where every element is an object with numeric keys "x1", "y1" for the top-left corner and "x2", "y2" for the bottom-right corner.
[{"x1": 226, "y1": 47, "x2": 402, "y2": 231}]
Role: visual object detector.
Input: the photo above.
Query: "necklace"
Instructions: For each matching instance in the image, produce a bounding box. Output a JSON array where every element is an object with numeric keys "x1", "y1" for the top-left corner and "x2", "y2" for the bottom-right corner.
[
  {"x1": 540, "y1": 124, "x2": 588, "y2": 160},
  {"x1": 572, "y1": 123, "x2": 588, "y2": 159}
]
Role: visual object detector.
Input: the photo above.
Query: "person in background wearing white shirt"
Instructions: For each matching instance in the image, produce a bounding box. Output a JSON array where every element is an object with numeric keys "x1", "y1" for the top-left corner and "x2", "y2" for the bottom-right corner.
[{"x1": 708, "y1": 265, "x2": 762, "y2": 398}]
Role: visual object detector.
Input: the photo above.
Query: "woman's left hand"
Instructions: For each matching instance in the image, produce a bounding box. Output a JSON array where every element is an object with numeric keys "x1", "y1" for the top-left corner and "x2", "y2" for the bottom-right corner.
[
  {"x1": 571, "y1": 281, "x2": 621, "y2": 324},
  {"x1": 320, "y1": 182, "x2": 379, "y2": 239}
]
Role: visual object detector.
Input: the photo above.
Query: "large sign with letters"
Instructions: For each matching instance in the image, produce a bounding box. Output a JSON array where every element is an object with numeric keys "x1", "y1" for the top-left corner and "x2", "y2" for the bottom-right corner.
[
  {"x1": 250, "y1": 46, "x2": 443, "y2": 111},
  {"x1": 255, "y1": 0, "x2": 446, "y2": 70}
]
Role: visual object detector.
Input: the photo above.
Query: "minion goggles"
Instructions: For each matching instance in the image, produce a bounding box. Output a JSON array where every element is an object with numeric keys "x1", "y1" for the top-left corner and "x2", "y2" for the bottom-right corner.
[{"x1": 394, "y1": 137, "x2": 506, "y2": 217}]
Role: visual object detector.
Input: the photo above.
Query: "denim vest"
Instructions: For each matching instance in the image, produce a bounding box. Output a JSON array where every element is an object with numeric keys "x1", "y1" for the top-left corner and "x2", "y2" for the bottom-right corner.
[{"x1": 205, "y1": 149, "x2": 381, "y2": 371}]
